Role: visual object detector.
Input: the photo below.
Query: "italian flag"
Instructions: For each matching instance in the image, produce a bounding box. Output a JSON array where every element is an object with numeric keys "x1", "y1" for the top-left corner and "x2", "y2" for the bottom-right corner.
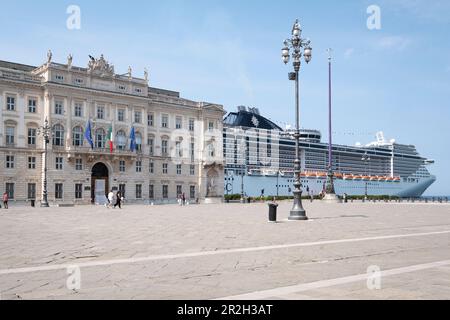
[{"x1": 107, "y1": 126, "x2": 114, "y2": 153}]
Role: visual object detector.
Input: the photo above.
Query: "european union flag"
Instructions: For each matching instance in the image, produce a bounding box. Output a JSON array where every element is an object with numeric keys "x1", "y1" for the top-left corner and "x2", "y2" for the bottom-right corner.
[
  {"x1": 84, "y1": 120, "x2": 94, "y2": 149},
  {"x1": 130, "y1": 127, "x2": 136, "y2": 152}
]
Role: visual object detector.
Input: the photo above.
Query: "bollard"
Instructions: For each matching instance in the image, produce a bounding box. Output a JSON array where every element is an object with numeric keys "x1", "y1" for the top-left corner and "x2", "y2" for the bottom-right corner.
[{"x1": 268, "y1": 203, "x2": 278, "y2": 223}]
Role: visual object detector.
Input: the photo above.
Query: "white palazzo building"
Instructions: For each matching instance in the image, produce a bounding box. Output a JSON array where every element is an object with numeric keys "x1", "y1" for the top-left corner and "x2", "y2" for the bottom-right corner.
[{"x1": 0, "y1": 53, "x2": 225, "y2": 205}]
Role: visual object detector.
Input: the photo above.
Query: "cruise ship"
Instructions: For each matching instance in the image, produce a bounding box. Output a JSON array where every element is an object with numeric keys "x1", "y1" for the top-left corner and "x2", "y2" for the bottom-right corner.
[{"x1": 223, "y1": 107, "x2": 436, "y2": 198}]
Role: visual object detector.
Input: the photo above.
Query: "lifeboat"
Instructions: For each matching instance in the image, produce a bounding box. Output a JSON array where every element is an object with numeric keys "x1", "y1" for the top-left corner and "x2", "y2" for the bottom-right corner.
[
  {"x1": 334, "y1": 173, "x2": 344, "y2": 179},
  {"x1": 362, "y1": 176, "x2": 371, "y2": 181},
  {"x1": 305, "y1": 172, "x2": 316, "y2": 178},
  {"x1": 386, "y1": 177, "x2": 395, "y2": 182},
  {"x1": 393, "y1": 177, "x2": 401, "y2": 182},
  {"x1": 378, "y1": 177, "x2": 387, "y2": 182},
  {"x1": 370, "y1": 176, "x2": 379, "y2": 181},
  {"x1": 343, "y1": 174, "x2": 354, "y2": 180},
  {"x1": 317, "y1": 172, "x2": 327, "y2": 179},
  {"x1": 300, "y1": 172, "x2": 307, "y2": 178},
  {"x1": 353, "y1": 175, "x2": 363, "y2": 181}
]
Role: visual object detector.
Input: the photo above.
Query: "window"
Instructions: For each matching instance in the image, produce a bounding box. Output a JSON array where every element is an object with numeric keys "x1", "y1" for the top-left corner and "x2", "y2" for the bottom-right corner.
[
  {"x1": 75, "y1": 184, "x2": 83, "y2": 199},
  {"x1": 190, "y1": 139, "x2": 195, "y2": 162},
  {"x1": 118, "y1": 109, "x2": 125, "y2": 122},
  {"x1": 74, "y1": 103, "x2": 83, "y2": 117},
  {"x1": 6, "y1": 96, "x2": 15, "y2": 111},
  {"x1": 6, "y1": 155, "x2": 14, "y2": 169},
  {"x1": 135, "y1": 133, "x2": 142, "y2": 152},
  {"x1": 116, "y1": 131, "x2": 127, "y2": 150},
  {"x1": 177, "y1": 185, "x2": 182, "y2": 197},
  {"x1": 176, "y1": 116, "x2": 182, "y2": 129},
  {"x1": 95, "y1": 128, "x2": 106, "y2": 148},
  {"x1": 148, "y1": 137, "x2": 154, "y2": 156},
  {"x1": 28, "y1": 128, "x2": 37, "y2": 146},
  {"x1": 6, "y1": 183, "x2": 14, "y2": 199},
  {"x1": 162, "y1": 185, "x2": 169, "y2": 199},
  {"x1": 175, "y1": 141, "x2": 182, "y2": 157},
  {"x1": 55, "y1": 101, "x2": 64, "y2": 115},
  {"x1": 75, "y1": 78, "x2": 84, "y2": 85},
  {"x1": 149, "y1": 161, "x2": 154, "y2": 174},
  {"x1": 209, "y1": 121, "x2": 214, "y2": 131},
  {"x1": 119, "y1": 184, "x2": 126, "y2": 197},
  {"x1": 28, "y1": 98, "x2": 37, "y2": 113},
  {"x1": 163, "y1": 163, "x2": 168, "y2": 174},
  {"x1": 189, "y1": 119, "x2": 195, "y2": 132},
  {"x1": 136, "y1": 161, "x2": 142, "y2": 173},
  {"x1": 55, "y1": 183, "x2": 63, "y2": 199},
  {"x1": 72, "y1": 126, "x2": 84, "y2": 146},
  {"x1": 28, "y1": 183, "x2": 36, "y2": 200},
  {"x1": 52, "y1": 124, "x2": 65, "y2": 146},
  {"x1": 118, "y1": 85, "x2": 126, "y2": 91},
  {"x1": 161, "y1": 115, "x2": 169, "y2": 128},
  {"x1": 55, "y1": 157, "x2": 63, "y2": 170},
  {"x1": 149, "y1": 185, "x2": 154, "y2": 199},
  {"x1": 28, "y1": 156, "x2": 36, "y2": 169},
  {"x1": 6, "y1": 126, "x2": 15, "y2": 145},
  {"x1": 208, "y1": 144, "x2": 215, "y2": 157},
  {"x1": 177, "y1": 164, "x2": 182, "y2": 175},
  {"x1": 147, "y1": 114, "x2": 154, "y2": 127},
  {"x1": 119, "y1": 160, "x2": 126, "y2": 172},
  {"x1": 55, "y1": 74, "x2": 64, "y2": 81},
  {"x1": 75, "y1": 159, "x2": 83, "y2": 171},
  {"x1": 134, "y1": 111, "x2": 142, "y2": 124},
  {"x1": 190, "y1": 186, "x2": 196, "y2": 199},
  {"x1": 136, "y1": 184, "x2": 142, "y2": 199},
  {"x1": 162, "y1": 139, "x2": 168, "y2": 156},
  {"x1": 190, "y1": 165, "x2": 195, "y2": 176},
  {"x1": 97, "y1": 105, "x2": 105, "y2": 119},
  {"x1": 135, "y1": 88, "x2": 142, "y2": 94}
]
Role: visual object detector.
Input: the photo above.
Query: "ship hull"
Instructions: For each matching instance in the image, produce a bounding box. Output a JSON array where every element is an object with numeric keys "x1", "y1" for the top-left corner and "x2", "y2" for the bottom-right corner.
[{"x1": 224, "y1": 175, "x2": 436, "y2": 198}]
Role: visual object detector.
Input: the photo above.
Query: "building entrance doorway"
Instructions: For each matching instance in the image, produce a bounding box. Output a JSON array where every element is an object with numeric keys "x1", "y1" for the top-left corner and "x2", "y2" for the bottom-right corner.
[{"x1": 91, "y1": 163, "x2": 109, "y2": 205}]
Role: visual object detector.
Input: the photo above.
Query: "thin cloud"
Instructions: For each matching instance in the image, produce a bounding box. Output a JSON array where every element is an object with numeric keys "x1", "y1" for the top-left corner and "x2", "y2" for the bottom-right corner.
[
  {"x1": 378, "y1": 36, "x2": 412, "y2": 51},
  {"x1": 344, "y1": 48, "x2": 355, "y2": 59}
]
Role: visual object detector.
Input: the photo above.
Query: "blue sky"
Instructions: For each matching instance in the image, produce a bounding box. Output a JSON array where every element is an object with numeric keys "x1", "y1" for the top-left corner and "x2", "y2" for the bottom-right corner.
[{"x1": 1, "y1": 0, "x2": 449, "y2": 195}]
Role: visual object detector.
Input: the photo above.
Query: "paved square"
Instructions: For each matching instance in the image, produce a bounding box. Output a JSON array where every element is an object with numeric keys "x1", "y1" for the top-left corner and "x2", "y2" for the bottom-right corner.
[{"x1": 0, "y1": 201, "x2": 449, "y2": 300}]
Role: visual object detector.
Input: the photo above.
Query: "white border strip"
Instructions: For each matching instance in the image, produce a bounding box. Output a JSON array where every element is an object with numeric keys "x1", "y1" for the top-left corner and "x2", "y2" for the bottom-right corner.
[
  {"x1": 0, "y1": 230, "x2": 449, "y2": 276},
  {"x1": 217, "y1": 260, "x2": 450, "y2": 300}
]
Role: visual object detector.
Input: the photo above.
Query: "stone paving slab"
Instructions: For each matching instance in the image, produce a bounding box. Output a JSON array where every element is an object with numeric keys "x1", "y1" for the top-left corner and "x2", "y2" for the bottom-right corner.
[{"x1": 0, "y1": 201, "x2": 449, "y2": 300}]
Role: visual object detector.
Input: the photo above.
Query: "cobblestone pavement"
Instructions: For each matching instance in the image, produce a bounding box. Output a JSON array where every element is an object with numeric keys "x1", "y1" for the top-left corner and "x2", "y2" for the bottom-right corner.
[{"x1": 0, "y1": 201, "x2": 449, "y2": 300}]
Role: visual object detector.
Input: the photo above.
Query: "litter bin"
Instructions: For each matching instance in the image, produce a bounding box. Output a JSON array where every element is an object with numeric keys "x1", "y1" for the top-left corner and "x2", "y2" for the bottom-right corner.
[
  {"x1": 30, "y1": 199, "x2": 35, "y2": 207},
  {"x1": 268, "y1": 203, "x2": 278, "y2": 222}
]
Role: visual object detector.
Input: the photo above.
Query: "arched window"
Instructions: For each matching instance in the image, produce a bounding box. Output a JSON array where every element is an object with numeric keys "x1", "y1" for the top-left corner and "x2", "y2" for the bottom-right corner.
[
  {"x1": 95, "y1": 128, "x2": 106, "y2": 149},
  {"x1": 52, "y1": 124, "x2": 65, "y2": 146},
  {"x1": 72, "y1": 126, "x2": 84, "y2": 146},
  {"x1": 135, "y1": 133, "x2": 142, "y2": 152},
  {"x1": 116, "y1": 130, "x2": 127, "y2": 150}
]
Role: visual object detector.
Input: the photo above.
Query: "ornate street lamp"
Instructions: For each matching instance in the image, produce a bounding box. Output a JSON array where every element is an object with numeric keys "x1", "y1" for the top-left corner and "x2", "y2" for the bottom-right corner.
[
  {"x1": 281, "y1": 19, "x2": 312, "y2": 221},
  {"x1": 37, "y1": 118, "x2": 51, "y2": 207}
]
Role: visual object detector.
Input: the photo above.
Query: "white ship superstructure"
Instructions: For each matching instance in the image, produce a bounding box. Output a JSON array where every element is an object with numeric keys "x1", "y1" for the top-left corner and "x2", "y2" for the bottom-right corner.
[{"x1": 223, "y1": 107, "x2": 436, "y2": 198}]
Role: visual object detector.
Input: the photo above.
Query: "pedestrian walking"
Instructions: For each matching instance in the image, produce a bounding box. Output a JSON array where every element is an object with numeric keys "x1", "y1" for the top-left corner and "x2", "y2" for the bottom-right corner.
[
  {"x1": 182, "y1": 193, "x2": 186, "y2": 206},
  {"x1": 114, "y1": 191, "x2": 122, "y2": 209},
  {"x1": 107, "y1": 190, "x2": 114, "y2": 209},
  {"x1": 2, "y1": 192, "x2": 8, "y2": 209}
]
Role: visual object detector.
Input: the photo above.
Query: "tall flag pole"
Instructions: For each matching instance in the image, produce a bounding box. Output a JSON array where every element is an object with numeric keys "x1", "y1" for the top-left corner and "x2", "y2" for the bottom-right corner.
[
  {"x1": 324, "y1": 48, "x2": 338, "y2": 201},
  {"x1": 84, "y1": 120, "x2": 94, "y2": 149},
  {"x1": 107, "y1": 125, "x2": 114, "y2": 153}
]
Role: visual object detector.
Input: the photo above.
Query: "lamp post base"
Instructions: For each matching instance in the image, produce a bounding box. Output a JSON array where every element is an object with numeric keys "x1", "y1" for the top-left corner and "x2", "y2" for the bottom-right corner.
[
  {"x1": 323, "y1": 193, "x2": 341, "y2": 203},
  {"x1": 40, "y1": 201, "x2": 50, "y2": 208},
  {"x1": 288, "y1": 210, "x2": 308, "y2": 221},
  {"x1": 289, "y1": 193, "x2": 308, "y2": 220}
]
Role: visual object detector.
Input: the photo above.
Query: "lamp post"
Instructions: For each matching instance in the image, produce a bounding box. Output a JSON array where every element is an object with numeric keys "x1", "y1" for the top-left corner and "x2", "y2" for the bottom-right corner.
[
  {"x1": 362, "y1": 153, "x2": 371, "y2": 200},
  {"x1": 324, "y1": 48, "x2": 340, "y2": 203},
  {"x1": 37, "y1": 118, "x2": 51, "y2": 207},
  {"x1": 281, "y1": 19, "x2": 312, "y2": 221}
]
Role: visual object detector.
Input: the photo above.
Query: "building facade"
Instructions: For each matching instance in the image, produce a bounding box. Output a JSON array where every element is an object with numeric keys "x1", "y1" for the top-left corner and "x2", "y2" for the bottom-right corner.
[{"x1": 0, "y1": 53, "x2": 225, "y2": 205}]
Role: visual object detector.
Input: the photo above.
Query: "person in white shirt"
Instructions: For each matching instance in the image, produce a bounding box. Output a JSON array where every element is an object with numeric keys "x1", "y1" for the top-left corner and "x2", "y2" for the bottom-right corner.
[{"x1": 107, "y1": 190, "x2": 115, "y2": 209}]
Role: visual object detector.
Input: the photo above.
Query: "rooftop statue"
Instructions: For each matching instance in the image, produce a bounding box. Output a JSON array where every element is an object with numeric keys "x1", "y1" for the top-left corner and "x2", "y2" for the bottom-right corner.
[{"x1": 88, "y1": 54, "x2": 115, "y2": 76}]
